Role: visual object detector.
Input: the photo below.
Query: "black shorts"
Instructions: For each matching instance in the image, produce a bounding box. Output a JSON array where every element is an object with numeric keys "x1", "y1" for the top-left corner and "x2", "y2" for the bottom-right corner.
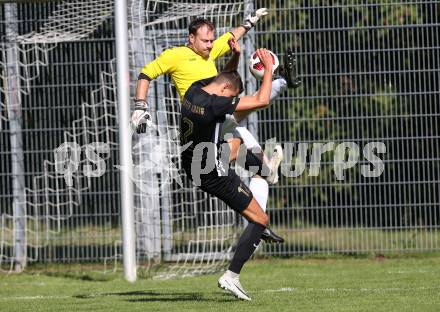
[{"x1": 184, "y1": 166, "x2": 253, "y2": 213}]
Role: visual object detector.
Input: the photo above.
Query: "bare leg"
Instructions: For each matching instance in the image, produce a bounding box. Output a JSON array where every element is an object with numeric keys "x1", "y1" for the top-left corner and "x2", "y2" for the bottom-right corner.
[{"x1": 240, "y1": 197, "x2": 269, "y2": 226}]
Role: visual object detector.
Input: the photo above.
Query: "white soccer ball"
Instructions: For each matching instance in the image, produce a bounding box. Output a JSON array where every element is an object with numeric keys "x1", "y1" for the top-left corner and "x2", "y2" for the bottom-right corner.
[{"x1": 248, "y1": 49, "x2": 279, "y2": 80}]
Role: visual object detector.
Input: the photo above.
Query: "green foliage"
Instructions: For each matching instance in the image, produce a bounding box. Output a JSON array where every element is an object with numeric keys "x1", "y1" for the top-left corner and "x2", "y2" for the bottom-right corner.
[{"x1": 257, "y1": 1, "x2": 439, "y2": 226}]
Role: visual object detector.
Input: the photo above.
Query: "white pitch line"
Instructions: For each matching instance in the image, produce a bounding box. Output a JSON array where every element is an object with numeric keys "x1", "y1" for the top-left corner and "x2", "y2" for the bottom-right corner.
[
  {"x1": 257, "y1": 287, "x2": 296, "y2": 293},
  {"x1": 251, "y1": 286, "x2": 440, "y2": 294},
  {"x1": 0, "y1": 295, "x2": 70, "y2": 300},
  {"x1": 386, "y1": 270, "x2": 436, "y2": 274}
]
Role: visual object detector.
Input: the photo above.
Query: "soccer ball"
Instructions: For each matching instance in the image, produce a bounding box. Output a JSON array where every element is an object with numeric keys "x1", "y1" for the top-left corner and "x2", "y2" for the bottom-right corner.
[{"x1": 248, "y1": 49, "x2": 279, "y2": 80}]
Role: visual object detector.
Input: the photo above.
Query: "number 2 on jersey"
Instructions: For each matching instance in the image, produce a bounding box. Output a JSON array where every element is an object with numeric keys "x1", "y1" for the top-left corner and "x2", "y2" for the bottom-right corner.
[{"x1": 181, "y1": 117, "x2": 194, "y2": 145}]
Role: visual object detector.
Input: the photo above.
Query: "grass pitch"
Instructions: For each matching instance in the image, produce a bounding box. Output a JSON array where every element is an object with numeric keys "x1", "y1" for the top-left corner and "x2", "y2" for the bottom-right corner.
[{"x1": 1, "y1": 257, "x2": 440, "y2": 311}]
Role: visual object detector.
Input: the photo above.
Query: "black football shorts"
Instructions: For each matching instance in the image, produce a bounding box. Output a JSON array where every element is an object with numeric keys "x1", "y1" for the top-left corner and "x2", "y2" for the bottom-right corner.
[{"x1": 184, "y1": 166, "x2": 253, "y2": 213}]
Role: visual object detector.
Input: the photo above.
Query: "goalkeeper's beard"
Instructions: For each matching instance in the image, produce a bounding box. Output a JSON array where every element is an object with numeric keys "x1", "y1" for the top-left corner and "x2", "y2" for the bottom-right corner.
[
  {"x1": 198, "y1": 49, "x2": 211, "y2": 59},
  {"x1": 189, "y1": 45, "x2": 211, "y2": 59}
]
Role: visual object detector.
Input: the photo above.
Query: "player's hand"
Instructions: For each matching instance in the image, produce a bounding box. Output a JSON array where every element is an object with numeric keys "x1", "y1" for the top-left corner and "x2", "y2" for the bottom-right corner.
[
  {"x1": 256, "y1": 48, "x2": 273, "y2": 73},
  {"x1": 242, "y1": 8, "x2": 268, "y2": 30},
  {"x1": 228, "y1": 37, "x2": 241, "y2": 54},
  {"x1": 131, "y1": 99, "x2": 152, "y2": 133}
]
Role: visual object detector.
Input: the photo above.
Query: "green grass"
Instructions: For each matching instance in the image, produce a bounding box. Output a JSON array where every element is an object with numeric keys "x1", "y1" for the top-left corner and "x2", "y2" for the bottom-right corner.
[
  {"x1": 3, "y1": 222, "x2": 439, "y2": 252},
  {"x1": 1, "y1": 257, "x2": 440, "y2": 311}
]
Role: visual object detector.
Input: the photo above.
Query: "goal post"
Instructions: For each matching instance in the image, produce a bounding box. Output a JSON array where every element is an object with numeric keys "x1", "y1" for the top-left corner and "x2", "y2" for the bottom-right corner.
[
  {"x1": 126, "y1": 0, "x2": 253, "y2": 278},
  {"x1": 115, "y1": 0, "x2": 136, "y2": 283},
  {"x1": 4, "y1": 2, "x2": 27, "y2": 273}
]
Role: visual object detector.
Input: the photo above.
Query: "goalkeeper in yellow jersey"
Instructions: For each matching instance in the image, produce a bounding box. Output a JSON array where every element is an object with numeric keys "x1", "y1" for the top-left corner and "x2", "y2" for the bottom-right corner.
[
  {"x1": 132, "y1": 9, "x2": 300, "y2": 244},
  {"x1": 132, "y1": 8, "x2": 295, "y2": 127}
]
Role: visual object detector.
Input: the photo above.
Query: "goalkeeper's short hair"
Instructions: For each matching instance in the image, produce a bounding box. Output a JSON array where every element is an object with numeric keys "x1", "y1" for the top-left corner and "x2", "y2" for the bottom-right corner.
[
  {"x1": 188, "y1": 18, "x2": 215, "y2": 35},
  {"x1": 214, "y1": 70, "x2": 244, "y2": 94}
]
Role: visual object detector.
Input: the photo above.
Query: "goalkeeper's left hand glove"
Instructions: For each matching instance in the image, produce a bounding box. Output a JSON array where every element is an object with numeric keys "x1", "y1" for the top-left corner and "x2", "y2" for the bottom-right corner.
[
  {"x1": 241, "y1": 8, "x2": 268, "y2": 30},
  {"x1": 131, "y1": 99, "x2": 152, "y2": 134}
]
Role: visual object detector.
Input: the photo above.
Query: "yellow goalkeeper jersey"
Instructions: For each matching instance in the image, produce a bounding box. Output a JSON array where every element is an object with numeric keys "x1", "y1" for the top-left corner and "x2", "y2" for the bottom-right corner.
[{"x1": 140, "y1": 32, "x2": 233, "y2": 99}]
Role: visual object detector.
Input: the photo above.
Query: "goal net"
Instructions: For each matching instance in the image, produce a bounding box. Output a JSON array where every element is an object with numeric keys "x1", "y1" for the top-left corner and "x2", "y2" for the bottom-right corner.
[
  {"x1": 0, "y1": 0, "x2": 257, "y2": 278},
  {"x1": 1, "y1": 0, "x2": 117, "y2": 271},
  {"x1": 128, "y1": 0, "x2": 254, "y2": 278}
]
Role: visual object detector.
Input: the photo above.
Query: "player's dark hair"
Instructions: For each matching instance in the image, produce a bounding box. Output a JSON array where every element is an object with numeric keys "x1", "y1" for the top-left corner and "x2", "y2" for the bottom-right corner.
[
  {"x1": 188, "y1": 18, "x2": 215, "y2": 35},
  {"x1": 214, "y1": 70, "x2": 244, "y2": 94}
]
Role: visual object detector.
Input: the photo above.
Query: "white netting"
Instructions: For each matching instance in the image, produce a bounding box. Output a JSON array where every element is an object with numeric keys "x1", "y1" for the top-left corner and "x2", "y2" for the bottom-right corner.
[
  {"x1": 1, "y1": 0, "x2": 114, "y2": 127},
  {"x1": 0, "y1": 43, "x2": 55, "y2": 130},
  {"x1": 128, "y1": 0, "x2": 248, "y2": 278},
  {"x1": 1, "y1": 0, "x2": 115, "y2": 269},
  {"x1": 0, "y1": 61, "x2": 118, "y2": 268},
  {"x1": 1, "y1": 0, "x2": 250, "y2": 278},
  {"x1": 144, "y1": 2, "x2": 243, "y2": 26},
  {"x1": 17, "y1": 0, "x2": 114, "y2": 44}
]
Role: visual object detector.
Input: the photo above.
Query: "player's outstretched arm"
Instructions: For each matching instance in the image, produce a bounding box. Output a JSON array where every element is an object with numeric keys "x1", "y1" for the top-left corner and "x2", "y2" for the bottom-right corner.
[
  {"x1": 231, "y1": 8, "x2": 268, "y2": 40},
  {"x1": 235, "y1": 48, "x2": 273, "y2": 111}
]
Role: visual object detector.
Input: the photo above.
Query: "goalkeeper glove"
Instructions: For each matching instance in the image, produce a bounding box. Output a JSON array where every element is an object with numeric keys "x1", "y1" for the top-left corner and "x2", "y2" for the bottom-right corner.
[
  {"x1": 131, "y1": 99, "x2": 152, "y2": 133},
  {"x1": 241, "y1": 8, "x2": 268, "y2": 30}
]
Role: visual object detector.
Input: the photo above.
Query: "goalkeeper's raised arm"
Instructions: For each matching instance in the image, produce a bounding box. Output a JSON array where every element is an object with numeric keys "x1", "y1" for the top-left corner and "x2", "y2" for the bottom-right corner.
[
  {"x1": 230, "y1": 7, "x2": 268, "y2": 40},
  {"x1": 223, "y1": 37, "x2": 241, "y2": 72}
]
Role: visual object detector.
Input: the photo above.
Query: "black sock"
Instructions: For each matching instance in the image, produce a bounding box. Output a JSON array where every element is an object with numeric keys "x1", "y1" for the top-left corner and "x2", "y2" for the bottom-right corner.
[
  {"x1": 228, "y1": 222, "x2": 265, "y2": 274},
  {"x1": 245, "y1": 151, "x2": 270, "y2": 177}
]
